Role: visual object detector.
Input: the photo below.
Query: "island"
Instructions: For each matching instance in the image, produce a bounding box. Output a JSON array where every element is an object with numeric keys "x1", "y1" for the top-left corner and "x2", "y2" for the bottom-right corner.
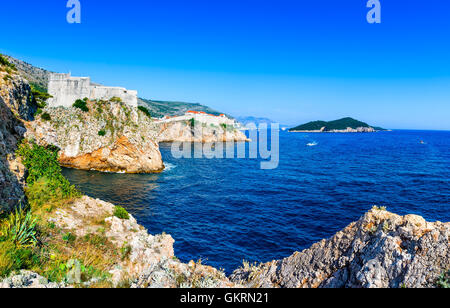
[{"x1": 289, "y1": 117, "x2": 386, "y2": 133}]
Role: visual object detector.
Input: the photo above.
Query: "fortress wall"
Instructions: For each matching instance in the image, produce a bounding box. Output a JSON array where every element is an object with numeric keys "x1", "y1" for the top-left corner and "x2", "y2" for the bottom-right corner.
[
  {"x1": 90, "y1": 86, "x2": 138, "y2": 107},
  {"x1": 160, "y1": 113, "x2": 239, "y2": 127},
  {"x1": 47, "y1": 73, "x2": 138, "y2": 108},
  {"x1": 48, "y1": 74, "x2": 91, "y2": 108}
]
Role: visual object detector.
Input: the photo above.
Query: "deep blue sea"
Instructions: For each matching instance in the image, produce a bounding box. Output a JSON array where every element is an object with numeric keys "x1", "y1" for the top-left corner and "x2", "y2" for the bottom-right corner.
[{"x1": 62, "y1": 130, "x2": 450, "y2": 274}]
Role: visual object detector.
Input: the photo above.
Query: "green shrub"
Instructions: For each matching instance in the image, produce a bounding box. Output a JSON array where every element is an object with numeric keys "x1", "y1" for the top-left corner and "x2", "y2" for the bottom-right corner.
[
  {"x1": 0, "y1": 54, "x2": 16, "y2": 70},
  {"x1": 138, "y1": 106, "x2": 151, "y2": 118},
  {"x1": 35, "y1": 108, "x2": 43, "y2": 116},
  {"x1": 16, "y1": 141, "x2": 80, "y2": 201},
  {"x1": 0, "y1": 240, "x2": 39, "y2": 278},
  {"x1": 29, "y1": 82, "x2": 47, "y2": 94},
  {"x1": 41, "y1": 112, "x2": 51, "y2": 121},
  {"x1": 437, "y1": 271, "x2": 450, "y2": 288},
  {"x1": 62, "y1": 233, "x2": 76, "y2": 244},
  {"x1": 110, "y1": 97, "x2": 122, "y2": 103},
  {"x1": 0, "y1": 206, "x2": 38, "y2": 249},
  {"x1": 30, "y1": 84, "x2": 52, "y2": 108},
  {"x1": 73, "y1": 99, "x2": 89, "y2": 112},
  {"x1": 98, "y1": 130, "x2": 106, "y2": 136},
  {"x1": 113, "y1": 206, "x2": 129, "y2": 220},
  {"x1": 120, "y1": 244, "x2": 132, "y2": 261}
]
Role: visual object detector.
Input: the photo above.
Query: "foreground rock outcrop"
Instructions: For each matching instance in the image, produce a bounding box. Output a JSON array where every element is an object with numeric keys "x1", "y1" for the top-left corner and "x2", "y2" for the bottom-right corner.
[
  {"x1": 230, "y1": 208, "x2": 449, "y2": 288},
  {"x1": 27, "y1": 100, "x2": 164, "y2": 173},
  {"x1": 0, "y1": 271, "x2": 66, "y2": 289},
  {"x1": 47, "y1": 196, "x2": 235, "y2": 287}
]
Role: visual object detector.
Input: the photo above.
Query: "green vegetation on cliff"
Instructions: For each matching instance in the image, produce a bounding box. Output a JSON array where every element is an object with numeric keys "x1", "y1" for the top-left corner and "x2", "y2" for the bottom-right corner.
[
  {"x1": 0, "y1": 54, "x2": 16, "y2": 70},
  {"x1": 138, "y1": 106, "x2": 151, "y2": 118},
  {"x1": 290, "y1": 117, "x2": 384, "y2": 131},
  {"x1": 73, "y1": 99, "x2": 89, "y2": 112},
  {"x1": 1, "y1": 141, "x2": 116, "y2": 285},
  {"x1": 16, "y1": 141, "x2": 79, "y2": 201}
]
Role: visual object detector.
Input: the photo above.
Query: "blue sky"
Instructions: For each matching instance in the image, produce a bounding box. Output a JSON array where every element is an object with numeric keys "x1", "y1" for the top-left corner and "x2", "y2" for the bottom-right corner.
[{"x1": 1, "y1": 0, "x2": 449, "y2": 129}]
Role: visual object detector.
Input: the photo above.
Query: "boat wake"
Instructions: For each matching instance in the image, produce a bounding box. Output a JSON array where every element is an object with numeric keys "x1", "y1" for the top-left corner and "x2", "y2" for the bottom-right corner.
[{"x1": 164, "y1": 162, "x2": 177, "y2": 172}]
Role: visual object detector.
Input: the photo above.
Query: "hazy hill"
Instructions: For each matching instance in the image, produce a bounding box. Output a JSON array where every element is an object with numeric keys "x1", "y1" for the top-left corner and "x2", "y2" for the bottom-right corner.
[
  {"x1": 138, "y1": 98, "x2": 227, "y2": 118},
  {"x1": 290, "y1": 117, "x2": 384, "y2": 132},
  {"x1": 3, "y1": 55, "x2": 52, "y2": 92}
]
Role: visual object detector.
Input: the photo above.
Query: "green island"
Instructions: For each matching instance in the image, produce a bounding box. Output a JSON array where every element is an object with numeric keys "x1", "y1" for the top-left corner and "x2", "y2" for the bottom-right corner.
[{"x1": 289, "y1": 117, "x2": 386, "y2": 132}]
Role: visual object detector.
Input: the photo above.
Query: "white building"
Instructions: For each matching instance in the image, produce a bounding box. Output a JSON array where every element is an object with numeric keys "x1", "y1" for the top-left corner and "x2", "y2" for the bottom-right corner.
[{"x1": 47, "y1": 73, "x2": 138, "y2": 108}]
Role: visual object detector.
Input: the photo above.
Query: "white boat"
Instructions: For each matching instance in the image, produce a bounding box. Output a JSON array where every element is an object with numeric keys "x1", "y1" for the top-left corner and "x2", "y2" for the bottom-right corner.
[{"x1": 307, "y1": 142, "x2": 318, "y2": 147}]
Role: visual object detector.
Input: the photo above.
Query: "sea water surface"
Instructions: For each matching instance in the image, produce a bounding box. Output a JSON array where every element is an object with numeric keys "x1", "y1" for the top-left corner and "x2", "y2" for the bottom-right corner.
[{"x1": 62, "y1": 130, "x2": 450, "y2": 274}]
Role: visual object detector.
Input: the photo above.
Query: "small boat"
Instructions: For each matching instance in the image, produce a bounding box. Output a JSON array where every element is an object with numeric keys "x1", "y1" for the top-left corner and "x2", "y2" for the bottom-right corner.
[{"x1": 307, "y1": 142, "x2": 318, "y2": 147}]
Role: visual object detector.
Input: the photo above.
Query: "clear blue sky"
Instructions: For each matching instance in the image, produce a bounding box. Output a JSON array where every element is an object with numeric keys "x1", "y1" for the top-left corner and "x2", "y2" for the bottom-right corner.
[{"x1": 1, "y1": 0, "x2": 449, "y2": 129}]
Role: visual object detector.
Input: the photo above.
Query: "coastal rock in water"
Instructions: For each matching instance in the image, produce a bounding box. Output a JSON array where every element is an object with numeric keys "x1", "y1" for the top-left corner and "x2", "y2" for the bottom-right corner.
[
  {"x1": 26, "y1": 100, "x2": 164, "y2": 173},
  {"x1": 157, "y1": 121, "x2": 249, "y2": 143},
  {"x1": 58, "y1": 135, "x2": 163, "y2": 174},
  {"x1": 0, "y1": 70, "x2": 36, "y2": 213},
  {"x1": 230, "y1": 208, "x2": 450, "y2": 288}
]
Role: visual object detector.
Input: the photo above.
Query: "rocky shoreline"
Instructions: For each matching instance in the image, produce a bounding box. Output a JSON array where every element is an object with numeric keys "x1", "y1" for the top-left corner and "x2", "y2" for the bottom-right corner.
[
  {"x1": 1, "y1": 57, "x2": 448, "y2": 288},
  {"x1": 230, "y1": 207, "x2": 449, "y2": 288},
  {"x1": 1, "y1": 204, "x2": 448, "y2": 288}
]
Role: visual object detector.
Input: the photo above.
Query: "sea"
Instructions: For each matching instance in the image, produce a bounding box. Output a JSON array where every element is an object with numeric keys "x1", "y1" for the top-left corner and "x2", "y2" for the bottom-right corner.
[{"x1": 62, "y1": 130, "x2": 450, "y2": 274}]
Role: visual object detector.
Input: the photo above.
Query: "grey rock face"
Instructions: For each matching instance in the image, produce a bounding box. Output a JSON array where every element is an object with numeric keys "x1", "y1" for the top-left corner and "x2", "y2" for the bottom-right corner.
[
  {"x1": 0, "y1": 271, "x2": 66, "y2": 289},
  {"x1": 0, "y1": 71, "x2": 36, "y2": 213},
  {"x1": 230, "y1": 209, "x2": 449, "y2": 288}
]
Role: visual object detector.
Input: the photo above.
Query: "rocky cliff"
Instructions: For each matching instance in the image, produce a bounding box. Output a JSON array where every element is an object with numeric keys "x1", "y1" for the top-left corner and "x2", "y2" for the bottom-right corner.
[
  {"x1": 0, "y1": 65, "x2": 36, "y2": 213},
  {"x1": 26, "y1": 100, "x2": 164, "y2": 173},
  {"x1": 230, "y1": 207, "x2": 449, "y2": 288},
  {"x1": 157, "y1": 120, "x2": 249, "y2": 143},
  {"x1": 0, "y1": 195, "x2": 236, "y2": 288}
]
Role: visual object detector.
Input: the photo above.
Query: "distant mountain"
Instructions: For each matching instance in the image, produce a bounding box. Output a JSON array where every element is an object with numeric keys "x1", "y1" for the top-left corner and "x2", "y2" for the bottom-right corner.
[
  {"x1": 290, "y1": 117, "x2": 385, "y2": 132},
  {"x1": 137, "y1": 98, "x2": 228, "y2": 119}
]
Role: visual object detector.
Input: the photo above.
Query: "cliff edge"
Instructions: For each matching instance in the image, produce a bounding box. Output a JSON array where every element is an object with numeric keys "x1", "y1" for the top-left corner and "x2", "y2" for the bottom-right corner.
[
  {"x1": 230, "y1": 207, "x2": 449, "y2": 288},
  {"x1": 0, "y1": 61, "x2": 36, "y2": 213},
  {"x1": 26, "y1": 100, "x2": 164, "y2": 174}
]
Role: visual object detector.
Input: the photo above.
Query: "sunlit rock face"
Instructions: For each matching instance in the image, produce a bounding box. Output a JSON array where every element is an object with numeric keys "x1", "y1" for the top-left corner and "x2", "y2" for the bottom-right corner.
[{"x1": 27, "y1": 100, "x2": 164, "y2": 174}]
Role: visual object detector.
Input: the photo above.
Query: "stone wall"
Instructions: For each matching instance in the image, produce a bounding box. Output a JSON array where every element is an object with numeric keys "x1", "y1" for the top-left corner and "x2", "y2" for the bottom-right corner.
[
  {"x1": 47, "y1": 73, "x2": 138, "y2": 108},
  {"x1": 159, "y1": 113, "x2": 239, "y2": 128}
]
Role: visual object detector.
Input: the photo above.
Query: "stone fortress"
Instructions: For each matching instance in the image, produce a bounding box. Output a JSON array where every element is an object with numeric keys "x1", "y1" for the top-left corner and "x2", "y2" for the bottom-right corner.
[
  {"x1": 158, "y1": 110, "x2": 242, "y2": 129},
  {"x1": 47, "y1": 73, "x2": 138, "y2": 108}
]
